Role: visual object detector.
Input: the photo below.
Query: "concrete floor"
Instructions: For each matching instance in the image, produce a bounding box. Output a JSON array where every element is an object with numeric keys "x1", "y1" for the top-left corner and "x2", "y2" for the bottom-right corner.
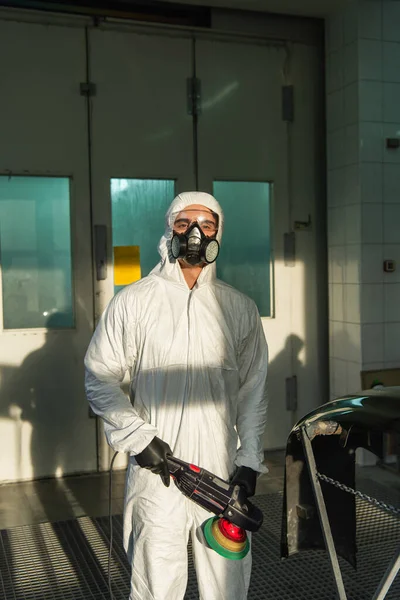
[{"x1": 0, "y1": 449, "x2": 399, "y2": 531}]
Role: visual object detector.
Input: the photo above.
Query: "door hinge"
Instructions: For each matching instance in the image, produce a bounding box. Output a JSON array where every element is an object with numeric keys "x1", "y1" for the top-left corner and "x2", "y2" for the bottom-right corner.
[
  {"x1": 294, "y1": 214, "x2": 312, "y2": 231},
  {"x1": 187, "y1": 77, "x2": 201, "y2": 116},
  {"x1": 286, "y1": 375, "x2": 298, "y2": 412},
  {"x1": 80, "y1": 82, "x2": 97, "y2": 97},
  {"x1": 284, "y1": 231, "x2": 296, "y2": 266},
  {"x1": 282, "y1": 85, "x2": 294, "y2": 122},
  {"x1": 94, "y1": 224, "x2": 107, "y2": 281}
]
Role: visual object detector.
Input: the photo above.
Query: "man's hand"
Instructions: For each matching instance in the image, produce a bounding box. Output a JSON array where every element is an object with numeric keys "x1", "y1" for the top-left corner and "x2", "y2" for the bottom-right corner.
[
  {"x1": 230, "y1": 466, "x2": 258, "y2": 497},
  {"x1": 135, "y1": 436, "x2": 172, "y2": 487}
]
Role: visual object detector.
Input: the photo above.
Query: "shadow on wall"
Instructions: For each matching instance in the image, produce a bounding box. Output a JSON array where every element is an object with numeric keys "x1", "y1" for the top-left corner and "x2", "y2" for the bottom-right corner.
[
  {"x1": 0, "y1": 313, "x2": 80, "y2": 483},
  {"x1": 264, "y1": 334, "x2": 305, "y2": 438}
]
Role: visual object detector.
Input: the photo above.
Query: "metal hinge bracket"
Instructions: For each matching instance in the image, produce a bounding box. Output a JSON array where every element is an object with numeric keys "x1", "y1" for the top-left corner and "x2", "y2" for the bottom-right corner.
[
  {"x1": 94, "y1": 224, "x2": 107, "y2": 281},
  {"x1": 284, "y1": 231, "x2": 296, "y2": 266},
  {"x1": 187, "y1": 77, "x2": 201, "y2": 116},
  {"x1": 286, "y1": 375, "x2": 298, "y2": 411},
  {"x1": 80, "y1": 82, "x2": 97, "y2": 97},
  {"x1": 282, "y1": 85, "x2": 294, "y2": 122}
]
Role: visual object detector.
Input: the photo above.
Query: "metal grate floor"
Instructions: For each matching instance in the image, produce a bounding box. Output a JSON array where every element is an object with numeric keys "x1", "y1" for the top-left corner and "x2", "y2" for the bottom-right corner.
[{"x1": 1, "y1": 480, "x2": 400, "y2": 600}]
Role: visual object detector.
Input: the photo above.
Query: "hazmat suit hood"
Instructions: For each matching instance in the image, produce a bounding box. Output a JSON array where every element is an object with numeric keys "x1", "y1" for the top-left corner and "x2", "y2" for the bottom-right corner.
[{"x1": 151, "y1": 191, "x2": 224, "y2": 286}]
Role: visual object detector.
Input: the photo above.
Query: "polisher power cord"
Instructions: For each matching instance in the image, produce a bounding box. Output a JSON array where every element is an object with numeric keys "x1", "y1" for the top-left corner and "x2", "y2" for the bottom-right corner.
[{"x1": 108, "y1": 451, "x2": 119, "y2": 600}]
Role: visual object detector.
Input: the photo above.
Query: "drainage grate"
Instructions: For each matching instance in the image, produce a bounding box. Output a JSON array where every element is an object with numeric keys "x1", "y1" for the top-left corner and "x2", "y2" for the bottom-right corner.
[{"x1": 1, "y1": 481, "x2": 400, "y2": 600}]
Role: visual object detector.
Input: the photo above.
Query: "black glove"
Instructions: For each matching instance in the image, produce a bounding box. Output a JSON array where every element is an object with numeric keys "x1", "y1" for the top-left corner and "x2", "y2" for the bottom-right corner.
[
  {"x1": 230, "y1": 466, "x2": 258, "y2": 497},
  {"x1": 135, "y1": 436, "x2": 172, "y2": 487}
]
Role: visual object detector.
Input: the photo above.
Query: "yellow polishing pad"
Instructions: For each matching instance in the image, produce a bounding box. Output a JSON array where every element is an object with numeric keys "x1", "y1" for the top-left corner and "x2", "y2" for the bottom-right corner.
[{"x1": 210, "y1": 519, "x2": 247, "y2": 553}]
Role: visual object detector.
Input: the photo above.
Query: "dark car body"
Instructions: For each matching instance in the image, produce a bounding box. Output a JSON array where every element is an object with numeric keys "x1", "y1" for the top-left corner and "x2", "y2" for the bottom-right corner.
[{"x1": 281, "y1": 388, "x2": 400, "y2": 567}]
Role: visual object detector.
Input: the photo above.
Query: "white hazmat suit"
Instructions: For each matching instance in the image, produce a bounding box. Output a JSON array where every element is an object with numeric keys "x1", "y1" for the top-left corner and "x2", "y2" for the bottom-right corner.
[{"x1": 84, "y1": 191, "x2": 269, "y2": 600}]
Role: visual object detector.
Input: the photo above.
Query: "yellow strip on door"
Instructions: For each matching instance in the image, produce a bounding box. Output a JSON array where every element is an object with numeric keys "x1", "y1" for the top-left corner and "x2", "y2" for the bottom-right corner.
[{"x1": 113, "y1": 245, "x2": 141, "y2": 285}]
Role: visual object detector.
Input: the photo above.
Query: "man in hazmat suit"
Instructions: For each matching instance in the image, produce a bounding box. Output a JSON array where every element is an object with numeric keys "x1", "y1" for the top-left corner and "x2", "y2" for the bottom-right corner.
[{"x1": 84, "y1": 191, "x2": 269, "y2": 600}]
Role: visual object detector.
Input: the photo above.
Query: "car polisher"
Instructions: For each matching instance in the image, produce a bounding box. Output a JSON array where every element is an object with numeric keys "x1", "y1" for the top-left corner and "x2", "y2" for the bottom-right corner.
[{"x1": 167, "y1": 456, "x2": 263, "y2": 560}]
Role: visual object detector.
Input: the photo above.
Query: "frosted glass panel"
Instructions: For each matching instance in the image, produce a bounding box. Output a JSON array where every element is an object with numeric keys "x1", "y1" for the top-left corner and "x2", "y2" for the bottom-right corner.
[
  {"x1": 0, "y1": 176, "x2": 74, "y2": 329},
  {"x1": 111, "y1": 179, "x2": 175, "y2": 294},
  {"x1": 213, "y1": 181, "x2": 271, "y2": 317}
]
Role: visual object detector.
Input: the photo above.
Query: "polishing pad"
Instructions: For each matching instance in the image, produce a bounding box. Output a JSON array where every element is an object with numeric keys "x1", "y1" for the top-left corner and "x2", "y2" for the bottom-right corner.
[{"x1": 203, "y1": 517, "x2": 250, "y2": 560}]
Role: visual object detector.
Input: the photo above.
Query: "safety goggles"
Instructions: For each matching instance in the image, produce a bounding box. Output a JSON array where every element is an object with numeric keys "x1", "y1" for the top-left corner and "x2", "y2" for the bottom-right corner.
[{"x1": 172, "y1": 209, "x2": 219, "y2": 236}]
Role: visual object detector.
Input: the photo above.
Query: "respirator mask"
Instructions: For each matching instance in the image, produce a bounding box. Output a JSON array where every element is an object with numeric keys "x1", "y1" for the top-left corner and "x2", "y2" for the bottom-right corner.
[{"x1": 170, "y1": 209, "x2": 220, "y2": 266}]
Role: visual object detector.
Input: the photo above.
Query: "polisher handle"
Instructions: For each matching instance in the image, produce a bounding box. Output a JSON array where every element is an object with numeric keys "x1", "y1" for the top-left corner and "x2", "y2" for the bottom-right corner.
[
  {"x1": 166, "y1": 456, "x2": 264, "y2": 532},
  {"x1": 223, "y1": 492, "x2": 263, "y2": 533}
]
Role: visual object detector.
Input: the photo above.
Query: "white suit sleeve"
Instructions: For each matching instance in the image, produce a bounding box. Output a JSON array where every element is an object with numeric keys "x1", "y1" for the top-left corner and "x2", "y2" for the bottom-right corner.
[
  {"x1": 84, "y1": 292, "x2": 158, "y2": 454},
  {"x1": 235, "y1": 304, "x2": 269, "y2": 474}
]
